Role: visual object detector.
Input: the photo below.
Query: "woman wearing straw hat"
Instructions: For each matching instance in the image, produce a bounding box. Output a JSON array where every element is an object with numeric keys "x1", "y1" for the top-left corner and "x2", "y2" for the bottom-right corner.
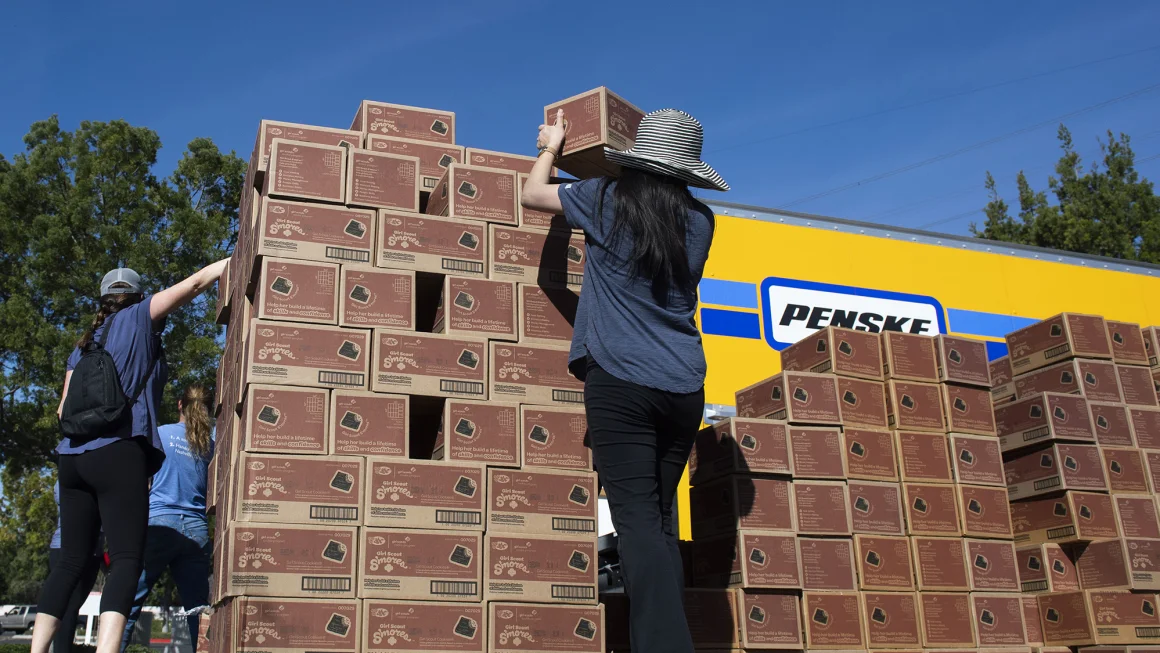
[{"x1": 523, "y1": 108, "x2": 728, "y2": 653}]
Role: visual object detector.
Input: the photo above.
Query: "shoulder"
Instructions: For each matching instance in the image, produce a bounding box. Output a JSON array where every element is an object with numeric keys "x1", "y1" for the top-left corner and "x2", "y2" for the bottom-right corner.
[{"x1": 158, "y1": 423, "x2": 184, "y2": 437}]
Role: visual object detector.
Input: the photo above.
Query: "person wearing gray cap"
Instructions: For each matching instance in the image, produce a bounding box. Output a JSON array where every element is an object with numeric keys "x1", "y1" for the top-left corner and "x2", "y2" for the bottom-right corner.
[{"x1": 31, "y1": 257, "x2": 228, "y2": 653}]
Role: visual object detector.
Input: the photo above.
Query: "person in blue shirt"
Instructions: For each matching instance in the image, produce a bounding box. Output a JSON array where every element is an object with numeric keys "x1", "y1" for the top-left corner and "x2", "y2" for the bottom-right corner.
[
  {"x1": 120, "y1": 385, "x2": 214, "y2": 651},
  {"x1": 48, "y1": 482, "x2": 105, "y2": 653},
  {"x1": 33, "y1": 261, "x2": 227, "y2": 653},
  {"x1": 523, "y1": 109, "x2": 727, "y2": 653}
]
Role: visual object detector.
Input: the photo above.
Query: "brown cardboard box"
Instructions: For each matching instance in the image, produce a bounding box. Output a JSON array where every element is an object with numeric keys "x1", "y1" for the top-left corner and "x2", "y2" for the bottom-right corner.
[
  {"x1": 690, "y1": 476, "x2": 796, "y2": 539},
  {"x1": 1146, "y1": 451, "x2": 1160, "y2": 491},
  {"x1": 1114, "y1": 495, "x2": 1160, "y2": 539},
  {"x1": 1011, "y1": 491, "x2": 1119, "y2": 546},
  {"x1": 862, "y1": 591, "x2": 922, "y2": 649},
  {"x1": 362, "y1": 599, "x2": 485, "y2": 653},
  {"x1": 886, "y1": 380, "x2": 946, "y2": 433},
  {"x1": 1017, "y1": 543, "x2": 1081, "y2": 594},
  {"x1": 993, "y1": 356, "x2": 1017, "y2": 405},
  {"x1": 789, "y1": 426, "x2": 846, "y2": 479},
  {"x1": 329, "y1": 390, "x2": 408, "y2": 458},
  {"x1": 848, "y1": 480, "x2": 904, "y2": 535},
  {"x1": 794, "y1": 480, "x2": 853, "y2": 536},
  {"x1": 519, "y1": 405, "x2": 591, "y2": 471},
  {"x1": 232, "y1": 453, "x2": 364, "y2": 525},
  {"x1": 347, "y1": 149, "x2": 420, "y2": 212},
  {"x1": 486, "y1": 467, "x2": 597, "y2": 536},
  {"x1": 1091, "y1": 402, "x2": 1136, "y2": 447},
  {"x1": 433, "y1": 277, "x2": 517, "y2": 342},
  {"x1": 1025, "y1": 596, "x2": 1046, "y2": 646},
  {"x1": 195, "y1": 613, "x2": 209, "y2": 653},
  {"x1": 516, "y1": 174, "x2": 569, "y2": 230},
  {"x1": 780, "y1": 326, "x2": 885, "y2": 380},
  {"x1": 735, "y1": 370, "x2": 844, "y2": 424},
  {"x1": 365, "y1": 135, "x2": 464, "y2": 191},
  {"x1": 938, "y1": 335, "x2": 993, "y2": 387},
  {"x1": 516, "y1": 284, "x2": 575, "y2": 346},
  {"x1": 242, "y1": 384, "x2": 329, "y2": 454},
  {"x1": 266, "y1": 138, "x2": 348, "y2": 204},
  {"x1": 426, "y1": 164, "x2": 518, "y2": 226},
  {"x1": 843, "y1": 427, "x2": 899, "y2": 482},
  {"x1": 951, "y1": 433, "x2": 1006, "y2": 487},
  {"x1": 488, "y1": 603, "x2": 604, "y2": 653},
  {"x1": 1103, "y1": 447, "x2": 1152, "y2": 494},
  {"x1": 488, "y1": 225, "x2": 584, "y2": 290},
  {"x1": 218, "y1": 596, "x2": 360, "y2": 653},
  {"x1": 690, "y1": 418, "x2": 793, "y2": 485},
  {"x1": 435, "y1": 399, "x2": 520, "y2": 467},
  {"x1": 245, "y1": 320, "x2": 370, "y2": 390},
  {"x1": 372, "y1": 329, "x2": 488, "y2": 399},
  {"x1": 1131, "y1": 407, "x2": 1160, "y2": 449},
  {"x1": 338, "y1": 265, "x2": 415, "y2": 330},
  {"x1": 220, "y1": 522, "x2": 357, "y2": 599},
  {"x1": 253, "y1": 257, "x2": 339, "y2": 325},
  {"x1": 377, "y1": 211, "x2": 487, "y2": 278},
  {"x1": 966, "y1": 539, "x2": 1020, "y2": 592},
  {"x1": 855, "y1": 534, "x2": 915, "y2": 590},
  {"x1": 800, "y1": 537, "x2": 857, "y2": 591},
  {"x1": 1107, "y1": 320, "x2": 1151, "y2": 367},
  {"x1": 737, "y1": 590, "x2": 804, "y2": 649},
  {"x1": 464, "y1": 149, "x2": 540, "y2": 175},
  {"x1": 837, "y1": 377, "x2": 890, "y2": 429},
  {"x1": 1079, "y1": 359, "x2": 1127, "y2": 402},
  {"x1": 358, "y1": 528, "x2": 482, "y2": 602},
  {"x1": 351, "y1": 100, "x2": 455, "y2": 144},
  {"x1": 802, "y1": 591, "x2": 866, "y2": 650},
  {"x1": 1007, "y1": 313, "x2": 1114, "y2": 373},
  {"x1": 972, "y1": 593, "x2": 1028, "y2": 647},
  {"x1": 545, "y1": 87, "x2": 645, "y2": 179},
  {"x1": 1004, "y1": 443, "x2": 1108, "y2": 500},
  {"x1": 483, "y1": 533, "x2": 597, "y2": 604},
  {"x1": 1075, "y1": 538, "x2": 1160, "y2": 591},
  {"x1": 882, "y1": 332, "x2": 940, "y2": 382},
  {"x1": 492, "y1": 343, "x2": 584, "y2": 407},
  {"x1": 903, "y1": 482, "x2": 961, "y2": 536},
  {"x1": 920, "y1": 592, "x2": 978, "y2": 648},
  {"x1": 1144, "y1": 326, "x2": 1160, "y2": 368},
  {"x1": 1118, "y1": 365, "x2": 1160, "y2": 406},
  {"x1": 911, "y1": 536, "x2": 969, "y2": 591},
  {"x1": 1015, "y1": 359, "x2": 1124, "y2": 402},
  {"x1": 996, "y1": 392, "x2": 1096, "y2": 453},
  {"x1": 252, "y1": 120, "x2": 361, "y2": 172},
  {"x1": 692, "y1": 530, "x2": 802, "y2": 589},
  {"x1": 364, "y1": 459, "x2": 485, "y2": 531},
  {"x1": 944, "y1": 384, "x2": 998, "y2": 436},
  {"x1": 1080, "y1": 591, "x2": 1160, "y2": 645},
  {"x1": 895, "y1": 431, "x2": 954, "y2": 483}
]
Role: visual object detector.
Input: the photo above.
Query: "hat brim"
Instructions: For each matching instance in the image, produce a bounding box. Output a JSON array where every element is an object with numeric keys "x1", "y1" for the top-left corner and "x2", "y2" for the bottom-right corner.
[{"x1": 604, "y1": 148, "x2": 730, "y2": 192}]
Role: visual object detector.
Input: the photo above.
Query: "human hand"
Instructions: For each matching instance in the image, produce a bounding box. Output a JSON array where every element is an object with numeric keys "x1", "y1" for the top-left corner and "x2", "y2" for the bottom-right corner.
[{"x1": 538, "y1": 109, "x2": 566, "y2": 153}]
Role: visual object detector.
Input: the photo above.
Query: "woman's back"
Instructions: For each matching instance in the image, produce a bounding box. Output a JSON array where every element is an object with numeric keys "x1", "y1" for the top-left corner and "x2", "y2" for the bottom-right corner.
[{"x1": 149, "y1": 422, "x2": 213, "y2": 519}]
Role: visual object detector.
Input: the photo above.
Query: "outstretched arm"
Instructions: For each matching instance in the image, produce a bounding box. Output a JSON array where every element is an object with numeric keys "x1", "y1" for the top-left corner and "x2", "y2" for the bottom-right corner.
[
  {"x1": 150, "y1": 258, "x2": 229, "y2": 323},
  {"x1": 521, "y1": 109, "x2": 566, "y2": 215}
]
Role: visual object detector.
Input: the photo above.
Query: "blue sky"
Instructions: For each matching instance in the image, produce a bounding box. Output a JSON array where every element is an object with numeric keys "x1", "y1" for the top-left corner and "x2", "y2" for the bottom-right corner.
[{"x1": 2, "y1": 0, "x2": 1158, "y2": 235}]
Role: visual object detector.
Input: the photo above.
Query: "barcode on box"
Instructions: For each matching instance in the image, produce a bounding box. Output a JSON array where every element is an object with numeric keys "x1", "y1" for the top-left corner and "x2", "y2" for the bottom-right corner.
[
  {"x1": 441, "y1": 380, "x2": 485, "y2": 396},
  {"x1": 442, "y1": 259, "x2": 484, "y2": 274},
  {"x1": 325, "y1": 246, "x2": 370, "y2": 263},
  {"x1": 1034, "y1": 477, "x2": 1062, "y2": 491},
  {"x1": 310, "y1": 505, "x2": 358, "y2": 521},
  {"x1": 729, "y1": 571, "x2": 742, "y2": 585},
  {"x1": 1022, "y1": 580, "x2": 1048, "y2": 593},
  {"x1": 1138, "y1": 627, "x2": 1160, "y2": 638},
  {"x1": 552, "y1": 518, "x2": 596, "y2": 533},
  {"x1": 552, "y1": 585, "x2": 595, "y2": 601},
  {"x1": 430, "y1": 580, "x2": 478, "y2": 597},
  {"x1": 302, "y1": 576, "x2": 352, "y2": 592},
  {"x1": 423, "y1": 179, "x2": 438, "y2": 189},
  {"x1": 547, "y1": 271, "x2": 583, "y2": 287},
  {"x1": 552, "y1": 390, "x2": 584, "y2": 404},
  {"x1": 810, "y1": 361, "x2": 833, "y2": 374},
  {"x1": 436, "y1": 510, "x2": 482, "y2": 526},
  {"x1": 1045, "y1": 344, "x2": 1072, "y2": 360},
  {"x1": 1047, "y1": 526, "x2": 1077, "y2": 540},
  {"x1": 1023, "y1": 427, "x2": 1051, "y2": 442},
  {"x1": 319, "y1": 371, "x2": 365, "y2": 387}
]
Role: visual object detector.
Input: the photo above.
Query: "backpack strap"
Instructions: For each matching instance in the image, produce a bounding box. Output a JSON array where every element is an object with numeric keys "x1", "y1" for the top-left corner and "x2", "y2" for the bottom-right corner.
[{"x1": 99, "y1": 310, "x2": 154, "y2": 407}]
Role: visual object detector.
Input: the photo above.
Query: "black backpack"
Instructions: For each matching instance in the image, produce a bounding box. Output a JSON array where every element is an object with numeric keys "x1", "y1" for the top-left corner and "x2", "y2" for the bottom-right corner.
[{"x1": 59, "y1": 314, "x2": 149, "y2": 442}]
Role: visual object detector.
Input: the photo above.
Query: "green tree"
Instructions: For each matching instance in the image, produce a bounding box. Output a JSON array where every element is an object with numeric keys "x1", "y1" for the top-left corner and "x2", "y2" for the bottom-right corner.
[
  {"x1": 971, "y1": 125, "x2": 1160, "y2": 262},
  {"x1": 0, "y1": 467, "x2": 57, "y2": 602}
]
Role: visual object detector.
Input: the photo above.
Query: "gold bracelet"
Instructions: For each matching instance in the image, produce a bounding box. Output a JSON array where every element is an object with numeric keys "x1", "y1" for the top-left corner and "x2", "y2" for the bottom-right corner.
[{"x1": 538, "y1": 147, "x2": 558, "y2": 158}]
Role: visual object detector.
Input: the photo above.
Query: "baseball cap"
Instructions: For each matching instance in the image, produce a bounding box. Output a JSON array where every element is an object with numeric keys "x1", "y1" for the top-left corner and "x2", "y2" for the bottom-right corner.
[{"x1": 100, "y1": 268, "x2": 142, "y2": 296}]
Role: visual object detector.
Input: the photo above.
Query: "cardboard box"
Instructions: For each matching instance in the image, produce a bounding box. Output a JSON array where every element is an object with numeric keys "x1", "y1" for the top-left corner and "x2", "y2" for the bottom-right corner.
[
  {"x1": 1015, "y1": 359, "x2": 1123, "y2": 402},
  {"x1": 1017, "y1": 543, "x2": 1081, "y2": 594},
  {"x1": 1131, "y1": 407, "x2": 1160, "y2": 449},
  {"x1": 1145, "y1": 326, "x2": 1160, "y2": 368},
  {"x1": 329, "y1": 390, "x2": 408, "y2": 458},
  {"x1": 220, "y1": 522, "x2": 357, "y2": 599},
  {"x1": 735, "y1": 370, "x2": 844, "y2": 424},
  {"x1": 957, "y1": 483, "x2": 1014, "y2": 538},
  {"x1": 938, "y1": 335, "x2": 993, "y2": 387},
  {"x1": 364, "y1": 459, "x2": 485, "y2": 531},
  {"x1": 692, "y1": 530, "x2": 802, "y2": 589},
  {"x1": 516, "y1": 174, "x2": 569, "y2": 230},
  {"x1": 920, "y1": 592, "x2": 978, "y2": 648},
  {"x1": 737, "y1": 591, "x2": 804, "y2": 649},
  {"x1": 242, "y1": 384, "x2": 329, "y2": 454},
  {"x1": 1005, "y1": 443, "x2": 1108, "y2": 500},
  {"x1": 903, "y1": 482, "x2": 961, "y2": 536},
  {"x1": 483, "y1": 533, "x2": 597, "y2": 604},
  {"x1": 966, "y1": 539, "x2": 1020, "y2": 592},
  {"x1": 911, "y1": 536, "x2": 969, "y2": 591},
  {"x1": 690, "y1": 418, "x2": 793, "y2": 485},
  {"x1": 195, "y1": 613, "x2": 209, "y2": 653},
  {"x1": 1081, "y1": 591, "x2": 1160, "y2": 645},
  {"x1": 486, "y1": 467, "x2": 597, "y2": 536},
  {"x1": 217, "y1": 596, "x2": 360, "y2": 653},
  {"x1": 1006, "y1": 313, "x2": 1114, "y2": 373},
  {"x1": 996, "y1": 392, "x2": 1096, "y2": 453},
  {"x1": 951, "y1": 433, "x2": 1005, "y2": 487},
  {"x1": 435, "y1": 399, "x2": 520, "y2": 467},
  {"x1": 972, "y1": 593, "x2": 1028, "y2": 647},
  {"x1": 346, "y1": 149, "x2": 420, "y2": 212},
  {"x1": 1107, "y1": 320, "x2": 1150, "y2": 367},
  {"x1": 802, "y1": 591, "x2": 866, "y2": 650},
  {"x1": 266, "y1": 138, "x2": 348, "y2": 204},
  {"x1": 848, "y1": 480, "x2": 904, "y2": 535},
  {"x1": 545, "y1": 87, "x2": 645, "y2": 179},
  {"x1": 895, "y1": 430, "x2": 953, "y2": 483},
  {"x1": 1025, "y1": 596, "x2": 1046, "y2": 646},
  {"x1": 252, "y1": 120, "x2": 361, "y2": 172},
  {"x1": 1114, "y1": 495, "x2": 1160, "y2": 539},
  {"x1": 350, "y1": 100, "x2": 455, "y2": 144},
  {"x1": 779, "y1": 326, "x2": 885, "y2": 380},
  {"x1": 492, "y1": 342, "x2": 584, "y2": 407},
  {"x1": 232, "y1": 453, "x2": 363, "y2": 525},
  {"x1": 862, "y1": 591, "x2": 922, "y2": 649},
  {"x1": 1090, "y1": 402, "x2": 1136, "y2": 447},
  {"x1": 843, "y1": 427, "x2": 898, "y2": 482},
  {"x1": 246, "y1": 320, "x2": 370, "y2": 390},
  {"x1": 362, "y1": 599, "x2": 485, "y2": 653},
  {"x1": 944, "y1": 383, "x2": 998, "y2": 436},
  {"x1": 426, "y1": 164, "x2": 518, "y2": 226},
  {"x1": 993, "y1": 356, "x2": 1018, "y2": 404},
  {"x1": 1118, "y1": 365, "x2": 1160, "y2": 406},
  {"x1": 519, "y1": 405, "x2": 591, "y2": 471},
  {"x1": 1147, "y1": 452, "x2": 1160, "y2": 491},
  {"x1": 886, "y1": 380, "x2": 946, "y2": 433},
  {"x1": 686, "y1": 589, "x2": 744, "y2": 649},
  {"x1": 338, "y1": 266, "x2": 415, "y2": 330},
  {"x1": 837, "y1": 377, "x2": 890, "y2": 429},
  {"x1": 690, "y1": 476, "x2": 795, "y2": 539},
  {"x1": 789, "y1": 426, "x2": 846, "y2": 479},
  {"x1": 253, "y1": 257, "x2": 339, "y2": 325},
  {"x1": 1103, "y1": 447, "x2": 1152, "y2": 494},
  {"x1": 882, "y1": 332, "x2": 940, "y2": 382},
  {"x1": 800, "y1": 537, "x2": 857, "y2": 591},
  {"x1": 488, "y1": 225, "x2": 584, "y2": 290},
  {"x1": 433, "y1": 276, "x2": 517, "y2": 342},
  {"x1": 516, "y1": 284, "x2": 576, "y2": 346},
  {"x1": 464, "y1": 148, "x2": 539, "y2": 175},
  {"x1": 854, "y1": 534, "x2": 915, "y2": 590},
  {"x1": 488, "y1": 603, "x2": 603, "y2": 653},
  {"x1": 365, "y1": 135, "x2": 464, "y2": 191},
  {"x1": 372, "y1": 329, "x2": 488, "y2": 399},
  {"x1": 358, "y1": 528, "x2": 482, "y2": 602},
  {"x1": 794, "y1": 480, "x2": 853, "y2": 536},
  {"x1": 377, "y1": 211, "x2": 487, "y2": 278},
  {"x1": 1012, "y1": 491, "x2": 1119, "y2": 546},
  {"x1": 1075, "y1": 538, "x2": 1160, "y2": 591}
]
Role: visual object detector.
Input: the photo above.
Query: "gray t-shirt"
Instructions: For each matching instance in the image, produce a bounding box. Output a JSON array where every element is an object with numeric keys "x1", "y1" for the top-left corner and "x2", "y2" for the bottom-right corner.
[{"x1": 558, "y1": 178, "x2": 714, "y2": 394}]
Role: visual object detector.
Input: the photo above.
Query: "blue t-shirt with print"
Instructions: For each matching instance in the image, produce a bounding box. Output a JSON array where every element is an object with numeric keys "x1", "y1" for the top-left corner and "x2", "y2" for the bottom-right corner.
[{"x1": 149, "y1": 422, "x2": 214, "y2": 521}]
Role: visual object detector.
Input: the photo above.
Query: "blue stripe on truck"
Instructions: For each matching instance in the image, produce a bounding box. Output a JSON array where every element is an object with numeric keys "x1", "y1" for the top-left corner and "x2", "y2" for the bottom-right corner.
[
  {"x1": 946, "y1": 308, "x2": 1036, "y2": 339},
  {"x1": 699, "y1": 279, "x2": 759, "y2": 309},
  {"x1": 700, "y1": 308, "x2": 761, "y2": 339}
]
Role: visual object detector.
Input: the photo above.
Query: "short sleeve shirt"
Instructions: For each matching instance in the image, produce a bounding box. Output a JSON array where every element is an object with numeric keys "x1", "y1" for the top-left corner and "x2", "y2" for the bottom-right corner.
[{"x1": 149, "y1": 423, "x2": 215, "y2": 521}]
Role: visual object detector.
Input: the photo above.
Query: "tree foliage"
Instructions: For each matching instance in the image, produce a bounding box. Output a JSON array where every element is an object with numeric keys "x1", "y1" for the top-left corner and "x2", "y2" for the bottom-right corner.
[{"x1": 0, "y1": 467, "x2": 56, "y2": 602}]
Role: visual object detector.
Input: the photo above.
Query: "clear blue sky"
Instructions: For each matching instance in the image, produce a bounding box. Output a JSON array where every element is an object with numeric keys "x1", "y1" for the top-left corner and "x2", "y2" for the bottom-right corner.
[{"x1": 2, "y1": 0, "x2": 1158, "y2": 235}]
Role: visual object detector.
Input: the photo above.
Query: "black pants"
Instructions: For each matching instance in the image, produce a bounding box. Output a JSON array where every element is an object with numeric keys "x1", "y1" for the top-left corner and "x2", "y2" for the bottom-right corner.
[
  {"x1": 584, "y1": 359, "x2": 703, "y2": 653},
  {"x1": 40, "y1": 439, "x2": 149, "y2": 618},
  {"x1": 47, "y1": 548, "x2": 101, "y2": 653}
]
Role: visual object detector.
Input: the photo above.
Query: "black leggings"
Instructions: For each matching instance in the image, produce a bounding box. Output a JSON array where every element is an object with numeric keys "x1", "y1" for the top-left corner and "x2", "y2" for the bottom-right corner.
[
  {"x1": 584, "y1": 359, "x2": 703, "y2": 653},
  {"x1": 40, "y1": 439, "x2": 149, "y2": 618},
  {"x1": 47, "y1": 548, "x2": 101, "y2": 652}
]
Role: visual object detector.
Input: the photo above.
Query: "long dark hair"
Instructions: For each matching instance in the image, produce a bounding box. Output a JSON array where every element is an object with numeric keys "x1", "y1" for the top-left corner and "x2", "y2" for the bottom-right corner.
[
  {"x1": 603, "y1": 168, "x2": 698, "y2": 295},
  {"x1": 76, "y1": 293, "x2": 144, "y2": 348}
]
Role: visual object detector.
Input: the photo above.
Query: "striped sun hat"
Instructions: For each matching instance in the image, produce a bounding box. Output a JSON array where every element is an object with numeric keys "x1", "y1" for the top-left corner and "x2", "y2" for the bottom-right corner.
[{"x1": 604, "y1": 109, "x2": 729, "y2": 192}]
